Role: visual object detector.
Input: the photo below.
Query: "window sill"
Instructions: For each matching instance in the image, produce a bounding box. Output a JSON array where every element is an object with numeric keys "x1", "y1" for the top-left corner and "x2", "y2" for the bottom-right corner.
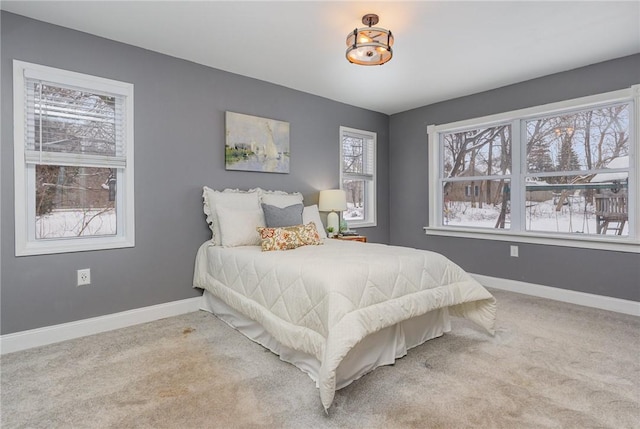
[
  {"x1": 16, "y1": 235, "x2": 135, "y2": 257},
  {"x1": 347, "y1": 221, "x2": 376, "y2": 228},
  {"x1": 423, "y1": 226, "x2": 639, "y2": 253}
]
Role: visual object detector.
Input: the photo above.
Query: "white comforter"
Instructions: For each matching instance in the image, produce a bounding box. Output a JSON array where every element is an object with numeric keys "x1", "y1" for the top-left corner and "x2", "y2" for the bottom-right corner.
[{"x1": 193, "y1": 239, "x2": 496, "y2": 410}]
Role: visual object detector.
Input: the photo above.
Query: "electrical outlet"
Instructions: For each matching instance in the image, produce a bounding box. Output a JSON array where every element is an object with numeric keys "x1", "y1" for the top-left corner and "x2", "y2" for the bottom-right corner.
[
  {"x1": 510, "y1": 245, "x2": 519, "y2": 258},
  {"x1": 77, "y1": 268, "x2": 91, "y2": 286}
]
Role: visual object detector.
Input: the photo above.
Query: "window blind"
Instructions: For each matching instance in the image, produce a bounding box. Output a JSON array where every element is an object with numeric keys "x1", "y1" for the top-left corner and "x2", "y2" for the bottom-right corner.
[
  {"x1": 24, "y1": 77, "x2": 126, "y2": 168},
  {"x1": 342, "y1": 130, "x2": 374, "y2": 179}
]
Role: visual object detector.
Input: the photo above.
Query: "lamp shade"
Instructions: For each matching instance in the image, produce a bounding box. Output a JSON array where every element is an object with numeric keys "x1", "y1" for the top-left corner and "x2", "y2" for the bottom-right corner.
[
  {"x1": 319, "y1": 189, "x2": 347, "y2": 234},
  {"x1": 318, "y1": 190, "x2": 347, "y2": 212}
]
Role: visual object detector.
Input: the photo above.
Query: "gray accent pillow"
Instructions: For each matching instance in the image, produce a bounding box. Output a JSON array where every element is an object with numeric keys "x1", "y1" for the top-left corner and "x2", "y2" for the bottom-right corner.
[{"x1": 262, "y1": 203, "x2": 304, "y2": 228}]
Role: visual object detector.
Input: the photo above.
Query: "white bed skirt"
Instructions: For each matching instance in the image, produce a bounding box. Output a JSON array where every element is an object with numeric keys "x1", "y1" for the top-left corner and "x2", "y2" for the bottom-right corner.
[{"x1": 200, "y1": 290, "x2": 451, "y2": 390}]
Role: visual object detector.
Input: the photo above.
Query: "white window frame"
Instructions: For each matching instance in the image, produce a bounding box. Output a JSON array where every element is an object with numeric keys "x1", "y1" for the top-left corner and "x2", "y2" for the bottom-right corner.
[
  {"x1": 13, "y1": 60, "x2": 135, "y2": 256},
  {"x1": 426, "y1": 85, "x2": 639, "y2": 253},
  {"x1": 340, "y1": 126, "x2": 377, "y2": 228}
]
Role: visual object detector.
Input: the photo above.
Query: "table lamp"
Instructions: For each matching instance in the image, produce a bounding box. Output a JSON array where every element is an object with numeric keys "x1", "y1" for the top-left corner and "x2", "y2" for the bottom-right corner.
[{"x1": 318, "y1": 189, "x2": 347, "y2": 234}]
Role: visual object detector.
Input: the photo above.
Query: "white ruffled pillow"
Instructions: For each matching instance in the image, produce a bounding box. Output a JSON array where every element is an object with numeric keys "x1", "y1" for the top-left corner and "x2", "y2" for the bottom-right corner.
[
  {"x1": 202, "y1": 186, "x2": 261, "y2": 245},
  {"x1": 216, "y1": 206, "x2": 265, "y2": 247},
  {"x1": 260, "y1": 189, "x2": 303, "y2": 208}
]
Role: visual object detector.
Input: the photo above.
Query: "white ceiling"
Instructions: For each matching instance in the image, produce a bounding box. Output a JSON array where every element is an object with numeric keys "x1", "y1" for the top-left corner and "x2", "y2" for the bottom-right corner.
[{"x1": 2, "y1": 1, "x2": 639, "y2": 115}]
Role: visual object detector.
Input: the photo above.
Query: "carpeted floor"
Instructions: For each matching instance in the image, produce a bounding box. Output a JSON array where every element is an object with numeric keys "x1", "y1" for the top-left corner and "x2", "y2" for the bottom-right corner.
[{"x1": 1, "y1": 288, "x2": 638, "y2": 428}]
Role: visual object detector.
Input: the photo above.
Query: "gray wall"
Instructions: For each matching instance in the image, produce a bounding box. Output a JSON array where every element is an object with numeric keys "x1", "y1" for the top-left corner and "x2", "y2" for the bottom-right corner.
[
  {"x1": 0, "y1": 12, "x2": 390, "y2": 334},
  {"x1": 2, "y1": 11, "x2": 637, "y2": 336},
  {"x1": 389, "y1": 54, "x2": 640, "y2": 302}
]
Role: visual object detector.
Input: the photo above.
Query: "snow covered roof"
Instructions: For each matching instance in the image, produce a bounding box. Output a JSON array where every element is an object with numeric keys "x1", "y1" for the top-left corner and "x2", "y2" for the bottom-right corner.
[{"x1": 591, "y1": 156, "x2": 629, "y2": 183}]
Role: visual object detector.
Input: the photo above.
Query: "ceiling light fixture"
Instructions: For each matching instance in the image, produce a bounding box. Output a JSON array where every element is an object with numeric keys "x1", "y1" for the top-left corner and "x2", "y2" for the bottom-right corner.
[{"x1": 346, "y1": 13, "x2": 394, "y2": 66}]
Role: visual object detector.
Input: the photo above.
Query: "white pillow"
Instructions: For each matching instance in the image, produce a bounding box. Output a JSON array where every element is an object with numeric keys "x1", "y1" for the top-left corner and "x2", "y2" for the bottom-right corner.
[
  {"x1": 216, "y1": 206, "x2": 265, "y2": 247},
  {"x1": 260, "y1": 189, "x2": 304, "y2": 208},
  {"x1": 303, "y1": 205, "x2": 327, "y2": 239},
  {"x1": 202, "y1": 187, "x2": 261, "y2": 245}
]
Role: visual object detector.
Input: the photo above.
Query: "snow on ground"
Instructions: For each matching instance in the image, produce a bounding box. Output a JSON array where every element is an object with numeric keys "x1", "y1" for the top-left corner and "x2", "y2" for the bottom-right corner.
[
  {"x1": 445, "y1": 198, "x2": 628, "y2": 236},
  {"x1": 36, "y1": 209, "x2": 116, "y2": 239}
]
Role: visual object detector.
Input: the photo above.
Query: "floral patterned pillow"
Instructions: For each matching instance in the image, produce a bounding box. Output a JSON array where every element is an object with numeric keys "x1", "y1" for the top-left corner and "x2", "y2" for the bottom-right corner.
[{"x1": 256, "y1": 222, "x2": 323, "y2": 251}]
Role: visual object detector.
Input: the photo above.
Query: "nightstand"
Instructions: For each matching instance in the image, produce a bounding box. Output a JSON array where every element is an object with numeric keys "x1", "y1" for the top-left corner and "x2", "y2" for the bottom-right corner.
[{"x1": 333, "y1": 235, "x2": 367, "y2": 243}]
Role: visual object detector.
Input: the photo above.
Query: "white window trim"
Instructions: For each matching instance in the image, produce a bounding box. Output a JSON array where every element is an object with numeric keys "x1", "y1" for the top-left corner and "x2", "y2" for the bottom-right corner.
[
  {"x1": 340, "y1": 126, "x2": 377, "y2": 228},
  {"x1": 426, "y1": 85, "x2": 639, "y2": 253},
  {"x1": 13, "y1": 60, "x2": 135, "y2": 256}
]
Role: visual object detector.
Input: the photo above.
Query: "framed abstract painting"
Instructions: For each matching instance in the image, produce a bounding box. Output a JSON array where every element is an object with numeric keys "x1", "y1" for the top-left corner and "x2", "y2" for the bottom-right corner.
[{"x1": 225, "y1": 111, "x2": 290, "y2": 173}]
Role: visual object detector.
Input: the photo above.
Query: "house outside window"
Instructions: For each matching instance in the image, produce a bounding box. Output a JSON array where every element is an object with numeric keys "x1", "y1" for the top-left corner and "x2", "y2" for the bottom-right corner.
[
  {"x1": 428, "y1": 85, "x2": 639, "y2": 252},
  {"x1": 13, "y1": 61, "x2": 135, "y2": 256},
  {"x1": 340, "y1": 126, "x2": 376, "y2": 228},
  {"x1": 464, "y1": 185, "x2": 481, "y2": 198}
]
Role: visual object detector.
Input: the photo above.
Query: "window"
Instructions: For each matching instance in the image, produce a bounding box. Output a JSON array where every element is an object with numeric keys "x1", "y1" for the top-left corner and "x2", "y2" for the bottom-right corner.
[
  {"x1": 464, "y1": 185, "x2": 481, "y2": 198},
  {"x1": 13, "y1": 61, "x2": 134, "y2": 256},
  {"x1": 428, "y1": 85, "x2": 639, "y2": 252},
  {"x1": 340, "y1": 126, "x2": 376, "y2": 227},
  {"x1": 441, "y1": 124, "x2": 512, "y2": 229}
]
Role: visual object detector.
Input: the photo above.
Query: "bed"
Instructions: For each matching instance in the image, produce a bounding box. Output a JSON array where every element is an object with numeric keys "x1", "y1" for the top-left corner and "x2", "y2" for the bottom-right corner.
[{"x1": 193, "y1": 187, "x2": 497, "y2": 411}]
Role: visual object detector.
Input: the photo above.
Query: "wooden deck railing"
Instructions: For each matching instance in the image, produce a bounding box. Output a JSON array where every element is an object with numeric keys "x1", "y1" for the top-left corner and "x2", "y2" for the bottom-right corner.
[{"x1": 595, "y1": 194, "x2": 627, "y2": 235}]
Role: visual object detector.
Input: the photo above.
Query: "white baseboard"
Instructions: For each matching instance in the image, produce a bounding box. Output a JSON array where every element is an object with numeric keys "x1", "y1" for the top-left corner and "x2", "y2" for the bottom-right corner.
[
  {"x1": 472, "y1": 273, "x2": 640, "y2": 317},
  {"x1": 0, "y1": 296, "x2": 202, "y2": 355}
]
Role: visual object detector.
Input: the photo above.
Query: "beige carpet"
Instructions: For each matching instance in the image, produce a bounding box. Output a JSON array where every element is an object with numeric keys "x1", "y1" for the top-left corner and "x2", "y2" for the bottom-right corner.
[{"x1": 1, "y1": 289, "x2": 638, "y2": 428}]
